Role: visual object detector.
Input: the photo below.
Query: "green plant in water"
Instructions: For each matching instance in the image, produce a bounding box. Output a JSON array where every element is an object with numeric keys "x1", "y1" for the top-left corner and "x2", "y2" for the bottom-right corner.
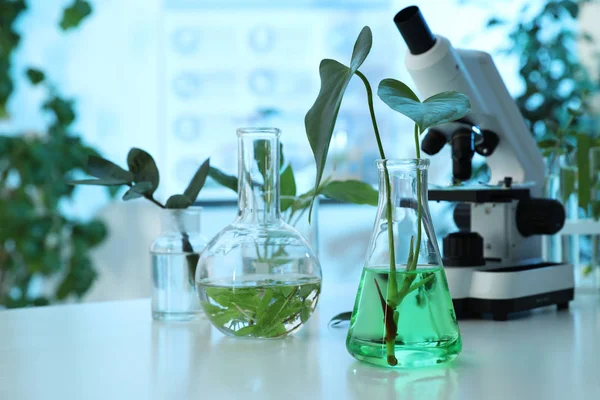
[
  {"x1": 541, "y1": 101, "x2": 600, "y2": 278},
  {"x1": 304, "y1": 27, "x2": 470, "y2": 366},
  {"x1": 199, "y1": 276, "x2": 321, "y2": 338},
  {"x1": 209, "y1": 144, "x2": 379, "y2": 227},
  {"x1": 70, "y1": 151, "x2": 211, "y2": 281}
]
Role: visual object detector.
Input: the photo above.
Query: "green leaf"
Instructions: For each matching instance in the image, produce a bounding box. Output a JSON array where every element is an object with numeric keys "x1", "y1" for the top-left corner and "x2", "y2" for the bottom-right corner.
[
  {"x1": 165, "y1": 194, "x2": 192, "y2": 209},
  {"x1": 581, "y1": 32, "x2": 595, "y2": 43},
  {"x1": 255, "y1": 288, "x2": 299, "y2": 335},
  {"x1": 257, "y1": 289, "x2": 274, "y2": 317},
  {"x1": 186, "y1": 253, "x2": 199, "y2": 286},
  {"x1": 378, "y1": 80, "x2": 471, "y2": 131},
  {"x1": 559, "y1": 0, "x2": 579, "y2": 18},
  {"x1": 567, "y1": 106, "x2": 584, "y2": 117},
  {"x1": 254, "y1": 139, "x2": 274, "y2": 185},
  {"x1": 209, "y1": 167, "x2": 238, "y2": 192},
  {"x1": 279, "y1": 142, "x2": 285, "y2": 170},
  {"x1": 590, "y1": 147, "x2": 600, "y2": 186},
  {"x1": 305, "y1": 26, "x2": 372, "y2": 219},
  {"x1": 60, "y1": 0, "x2": 92, "y2": 31},
  {"x1": 486, "y1": 18, "x2": 506, "y2": 27},
  {"x1": 68, "y1": 178, "x2": 129, "y2": 186},
  {"x1": 560, "y1": 166, "x2": 577, "y2": 204},
  {"x1": 43, "y1": 96, "x2": 76, "y2": 126},
  {"x1": 127, "y1": 148, "x2": 159, "y2": 194},
  {"x1": 301, "y1": 301, "x2": 312, "y2": 323},
  {"x1": 72, "y1": 220, "x2": 107, "y2": 247},
  {"x1": 184, "y1": 158, "x2": 210, "y2": 202},
  {"x1": 26, "y1": 68, "x2": 45, "y2": 85},
  {"x1": 537, "y1": 137, "x2": 559, "y2": 149},
  {"x1": 200, "y1": 301, "x2": 226, "y2": 315},
  {"x1": 407, "y1": 236, "x2": 415, "y2": 272},
  {"x1": 577, "y1": 134, "x2": 592, "y2": 210},
  {"x1": 592, "y1": 201, "x2": 600, "y2": 221},
  {"x1": 280, "y1": 164, "x2": 296, "y2": 212},
  {"x1": 87, "y1": 155, "x2": 133, "y2": 182},
  {"x1": 56, "y1": 276, "x2": 75, "y2": 300},
  {"x1": 234, "y1": 325, "x2": 257, "y2": 337},
  {"x1": 33, "y1": 297, "x2": 50, "y2": 307},
  {"x1": 288, "y1": 176, "x2": 332, "y2": 214},
  {"x1": 291, "y1": 189, "x2": 318, "y2": 214},
  {"x1": 321, "y1": 180, "x2": 378, "y2": 206},
  {"x1": 542, "y1": 148, "x2": 566, "y2": 158},
  {"x1": 407, "y1": 273, "x2": 435, "y2": 295},
  {"x1": 378, "y1": 78, "x2": 420, "y2": 103},
  {"x1": 122, "y1": 181, "x2": 153, "y2": 200}
]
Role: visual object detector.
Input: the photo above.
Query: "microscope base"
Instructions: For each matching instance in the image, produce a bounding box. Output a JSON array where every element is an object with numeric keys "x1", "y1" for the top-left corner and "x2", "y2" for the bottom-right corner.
[
  {"x1": 446, "y1": 262, "x2": 574, "y2": 320},
  {"x1": 455, "y1": 288, "x2": 573, "y2": 320}
]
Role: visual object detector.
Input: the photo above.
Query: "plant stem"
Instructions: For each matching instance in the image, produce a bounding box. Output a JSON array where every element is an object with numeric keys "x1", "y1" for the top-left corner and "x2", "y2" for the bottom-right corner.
[
  {"x1": 356, "y1": 71, "x2": 385, "y2": 158},
  {"x1": 356, "y1": 69, "x2": 398, "y2": 364},
  {"x1": 356, "y1": 70, "x2": 397, "y2": 287},
  {"x1": 138, "y1": 189, "x2": 197, "y2": 283},
  {"x1": 145, "y1": 194, "x2": 166, "y2": 209},
  {"x1": 411, "y1": 124, "x2": 423, "y2": 271},
  {"x1": 373, "y1": 278, "x2": 398, "y2": 366}
]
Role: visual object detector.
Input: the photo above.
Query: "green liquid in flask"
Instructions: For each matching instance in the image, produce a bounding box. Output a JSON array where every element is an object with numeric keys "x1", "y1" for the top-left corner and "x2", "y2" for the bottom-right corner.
[{"x1": 346, "y1": 265, "x2": 461, "y2": 368}]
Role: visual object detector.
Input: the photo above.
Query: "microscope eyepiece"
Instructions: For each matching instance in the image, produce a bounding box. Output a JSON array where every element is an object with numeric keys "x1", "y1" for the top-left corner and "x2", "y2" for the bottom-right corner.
[{"x1": 394, "y1": 6, "x2": 436, "y2": 55}]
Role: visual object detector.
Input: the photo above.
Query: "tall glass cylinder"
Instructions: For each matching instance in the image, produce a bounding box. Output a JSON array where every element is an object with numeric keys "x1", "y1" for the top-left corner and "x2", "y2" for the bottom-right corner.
[
  {"x1": 346, "y1": 159, "x2": 461, "y2": 368},
  {"x1": 196, "y1": 128, "x2": 322, "y2": 339},
  {"x1": 150, "y1": 207, "x2": 207, "y2": 321}
]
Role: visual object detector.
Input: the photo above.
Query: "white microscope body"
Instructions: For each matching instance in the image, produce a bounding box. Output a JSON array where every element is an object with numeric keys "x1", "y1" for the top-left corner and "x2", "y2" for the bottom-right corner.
[{"x1": 395, "y1": 6, "x2": 573, "y2": 320}]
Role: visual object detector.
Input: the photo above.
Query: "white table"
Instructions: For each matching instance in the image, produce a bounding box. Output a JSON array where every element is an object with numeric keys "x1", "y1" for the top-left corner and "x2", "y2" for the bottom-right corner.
[{"x1": 1, "y1": 285, "x2": 599, "y2": 400}]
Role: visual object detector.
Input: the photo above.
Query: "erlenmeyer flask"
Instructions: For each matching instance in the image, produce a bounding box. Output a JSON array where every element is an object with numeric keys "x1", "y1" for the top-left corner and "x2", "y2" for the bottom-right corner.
[
  {"x1": 195, "y1": 128, "x2": 322, "y2": 339},
  {"x1": 346, "y1": 159, "x2": 461, "y2": 368}
]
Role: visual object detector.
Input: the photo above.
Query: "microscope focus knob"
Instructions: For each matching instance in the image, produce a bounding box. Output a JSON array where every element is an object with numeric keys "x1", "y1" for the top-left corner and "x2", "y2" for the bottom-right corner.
[
  {"x1": 516, "y1": 199, "x2": 565, "y2": 237},
  {"x1": 442, "y1": 232, "x2": 485, "y2": 267},
  {"x1": 475, "y1": 130, "x2": 500, "y2": 156}
]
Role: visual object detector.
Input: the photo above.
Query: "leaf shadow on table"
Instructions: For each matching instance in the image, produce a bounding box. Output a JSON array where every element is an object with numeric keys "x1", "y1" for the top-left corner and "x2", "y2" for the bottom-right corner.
[{"x1": 346, "y1": 361, "x2": 459, "y2": 400}]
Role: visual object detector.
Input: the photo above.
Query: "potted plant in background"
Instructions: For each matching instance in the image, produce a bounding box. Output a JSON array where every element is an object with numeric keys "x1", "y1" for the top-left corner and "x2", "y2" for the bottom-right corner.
[
  {"x1": 539, "y1": 103, "x2": 600, "y2": 288},
  {"x1": 0, "y1": 0, "x2": 109, "y2": 308},
  {"x1": 304, "y1": 27, "x2": 470, "y2": 368},
  {"x1": 70, "y1": 151, "x2": 211, "y2": 320},
  {"x1": 478, "y1": 0, "x2": 600, "y2": 287}
]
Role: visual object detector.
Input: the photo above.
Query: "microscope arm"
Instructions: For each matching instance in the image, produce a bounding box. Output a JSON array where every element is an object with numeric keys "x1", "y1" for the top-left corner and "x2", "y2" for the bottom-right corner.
[
  {"x1": 457, "y1": 50, "x2": 545, "y2": 196},
  {"x1": 396, "y1": 6, "x2": 545, "y2": 196}
]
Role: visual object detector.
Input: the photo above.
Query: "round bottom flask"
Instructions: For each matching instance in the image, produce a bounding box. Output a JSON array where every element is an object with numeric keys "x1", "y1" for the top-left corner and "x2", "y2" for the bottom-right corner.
[{"x1": 196, "y1": 128, "x2": 322, "y2": 339}]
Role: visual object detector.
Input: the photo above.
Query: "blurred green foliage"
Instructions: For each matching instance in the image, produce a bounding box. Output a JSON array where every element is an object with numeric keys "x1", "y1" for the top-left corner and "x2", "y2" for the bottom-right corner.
[
  {"x1": 484, "y1": 0, "x2": 598, "y2": 135},
  {"x1": 0, "y1": 0, "x2": 105, "y2": 307},
  {"x1": 482, "y1": 0, "x2": 600, "y2": 215}
]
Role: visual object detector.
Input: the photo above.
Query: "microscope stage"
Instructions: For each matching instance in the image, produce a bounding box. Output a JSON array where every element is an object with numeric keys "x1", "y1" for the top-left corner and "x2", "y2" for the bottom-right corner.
[
  {"x1": 446, "y1": 262, "x2": 574, "y2": 321},
  {"x1": 429, "y1": 186, "x2": 531, "y2": 203}
]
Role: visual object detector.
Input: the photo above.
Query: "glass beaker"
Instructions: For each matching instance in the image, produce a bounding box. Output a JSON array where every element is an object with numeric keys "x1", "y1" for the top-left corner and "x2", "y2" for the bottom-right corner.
[
  {"x1": 150, "y1": 207, "x2": 207, "y2": 321},
  {"x1": 346, "y1": 159, "x2": 461, "y2": 368},
  {"x1": 196, "y1": 128, "x2": 322, "y2": 339}
]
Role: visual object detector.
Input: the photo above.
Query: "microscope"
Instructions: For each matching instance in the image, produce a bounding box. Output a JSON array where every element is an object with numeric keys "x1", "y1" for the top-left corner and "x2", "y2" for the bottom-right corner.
[{"x1": 395, "y1": 6, "x2": 574, "y2": 320}]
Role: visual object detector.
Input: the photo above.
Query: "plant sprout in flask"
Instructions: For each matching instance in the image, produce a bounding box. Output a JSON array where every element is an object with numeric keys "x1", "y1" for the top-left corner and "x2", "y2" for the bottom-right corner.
[{"x1": 304, "y1": 26, "x2": 470, "y2": 367}]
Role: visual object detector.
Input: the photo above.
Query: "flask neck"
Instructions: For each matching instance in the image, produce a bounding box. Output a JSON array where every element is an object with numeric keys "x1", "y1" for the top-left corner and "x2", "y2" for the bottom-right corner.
[
  {"x1": 237, "y1": 128, "x2": 281, "y2": 223},
  {"x1": 369, "y1": 159, "x2": 442, "y2": 268},
  {"x1": 160, "y1": 207, "x2": 202, "y2": 234},
  {"x1": 377, "y1": 159, "x2": 429, "y2": 212}
]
